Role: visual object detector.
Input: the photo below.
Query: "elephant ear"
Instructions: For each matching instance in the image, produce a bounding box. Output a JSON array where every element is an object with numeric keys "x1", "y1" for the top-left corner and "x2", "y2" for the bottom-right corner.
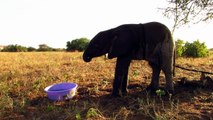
[{"x1": 108, "y1": 29, "x2": 133, "y2": 59}]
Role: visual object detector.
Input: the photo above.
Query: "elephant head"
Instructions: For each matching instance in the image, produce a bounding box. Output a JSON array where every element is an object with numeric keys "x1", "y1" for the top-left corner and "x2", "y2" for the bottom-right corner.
[
  {"x1": 83, "y1": 29, "x2": 112, "y2": 62},
  {"x1": 83, "y1": 25, "x2": 139, "y2": 62}
]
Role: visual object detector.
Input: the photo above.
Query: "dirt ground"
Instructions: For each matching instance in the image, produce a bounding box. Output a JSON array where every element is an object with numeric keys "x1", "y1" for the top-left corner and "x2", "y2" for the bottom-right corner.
[{"x1": 0, "y1": 52, "x2": 212, "y2": 120}]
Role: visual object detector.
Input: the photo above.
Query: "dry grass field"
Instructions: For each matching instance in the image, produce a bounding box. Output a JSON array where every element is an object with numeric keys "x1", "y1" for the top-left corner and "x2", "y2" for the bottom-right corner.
[{"x1": 0, "y1": 52, "x2": 212, "y2": 120}]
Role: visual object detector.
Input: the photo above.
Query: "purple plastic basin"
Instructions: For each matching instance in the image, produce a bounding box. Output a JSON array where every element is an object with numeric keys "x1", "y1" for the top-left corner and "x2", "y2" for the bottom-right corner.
[{"x1": 44, "y1": 83, "x2": 78, "y2": 101}]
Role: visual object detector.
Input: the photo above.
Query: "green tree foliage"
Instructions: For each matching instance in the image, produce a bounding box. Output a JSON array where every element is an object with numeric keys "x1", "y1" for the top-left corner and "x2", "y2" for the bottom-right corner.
[
  {"x1": 2, "y1": 44, "x2": 27, "y2": 52},
  {"x1": 27, "y1": 47, "x2": 37, "y2": 52},
  {"x1": 37, "y1": 44, "x2": 53, "y2": 51},
  {"x1": 183, "y1": 40, "x2": 209, "y2": 57},
  {"x1": 66, "y1": 38, "x2": 90, "y2": 51},
  {"x1": 52, "y1": 48, "x2": 65, "y2": 51},
  {"x1": 175, "y1": 39, "x2": 185, "y2": 57},
  {"x1": 175, "y1": 39, "x2": 209, "y2": 57}
]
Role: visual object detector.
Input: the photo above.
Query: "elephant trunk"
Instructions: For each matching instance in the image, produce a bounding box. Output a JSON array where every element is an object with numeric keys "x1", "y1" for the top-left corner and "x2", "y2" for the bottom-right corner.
[{"x1": 83, "y1": 52, "x2": 92, "y2": 62}]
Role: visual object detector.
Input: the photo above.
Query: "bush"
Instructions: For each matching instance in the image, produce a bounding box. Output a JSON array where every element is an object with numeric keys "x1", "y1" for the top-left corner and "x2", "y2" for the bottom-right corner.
[
  {"x1": 183, "y1": 40, "x2": 209, "y2": 57},
  {"x1": 66, "y1": 38, "x2": 90, "y2": 51},
  {"x1": 175, "y1": 39, "x2": 209, "y2": 57}
]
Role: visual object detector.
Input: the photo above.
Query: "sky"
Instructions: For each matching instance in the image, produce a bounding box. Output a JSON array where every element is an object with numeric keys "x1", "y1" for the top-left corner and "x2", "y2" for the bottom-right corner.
[{"x1": 0, "y1": 0, "x2": 212, "y2": 49}]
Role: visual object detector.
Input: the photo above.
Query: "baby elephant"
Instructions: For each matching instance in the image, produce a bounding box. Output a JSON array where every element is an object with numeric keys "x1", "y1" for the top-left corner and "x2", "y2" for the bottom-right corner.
[{"x1": 83, "y1": 22, "x2": 175, "y2": 97}]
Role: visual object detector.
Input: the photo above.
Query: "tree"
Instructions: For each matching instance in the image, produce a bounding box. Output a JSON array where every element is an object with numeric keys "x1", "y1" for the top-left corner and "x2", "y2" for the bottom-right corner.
[
  {"x1": 2, "y1": 44, "x2": 27, "y2": 52},
  {"x1": 66, "y1": 38, "x2": 90, "y2": 51},
  {"x1": 175, "y1": 39, "x2": 209, "y2": 57},
  {"x1": 27, "y1": 47, "x2": 36, "y2": 52},
  {"x1": 162, "y1": 0, "x2": 212, "y2": 33},
  {"x1": 175, "y1": 39, "x2": 185, "y2": 57},
  {"x1": 37, "y1": 44, "x2": 52, "y2": 51}
]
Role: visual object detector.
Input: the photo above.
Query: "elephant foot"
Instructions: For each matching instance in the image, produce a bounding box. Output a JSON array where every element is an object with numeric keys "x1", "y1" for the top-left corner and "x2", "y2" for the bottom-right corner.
[
  {"x1": 111, "y1": 89, "x2": 122, "y2": 97},
  {"x1": 146, "y1": 85, "x2": 175, "y2": 96},
  {"x1": 111, "y1": 89, "x2": 128, "y2": 97},
  {"x1": 165, "y1": 89, "x2": 174, "y2": 95},
  {"x1": 111, "y1": 93, "x2": 121, "y2": 97},
  {"x1": 157, "y1": 88, "x2": 175, "y2": 97},
  {"x1": 145, "y1": 85, "x2": 158, "y2": 94},
  {"x1": 165, "y1": 86, "x2": 175, "y2": 95},
  {"x1": 122, "y1": 90, "x2": 128, "y2": 96}
]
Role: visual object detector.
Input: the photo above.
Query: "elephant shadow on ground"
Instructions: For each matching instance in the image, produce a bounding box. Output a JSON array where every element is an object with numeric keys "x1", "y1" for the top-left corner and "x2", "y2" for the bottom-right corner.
[
  {"x1": 72, "y1": 79, "x2": 213, "y2": 119},
  {"x1": 28, "y1": 78, "x2": 213, "y2": 120}
]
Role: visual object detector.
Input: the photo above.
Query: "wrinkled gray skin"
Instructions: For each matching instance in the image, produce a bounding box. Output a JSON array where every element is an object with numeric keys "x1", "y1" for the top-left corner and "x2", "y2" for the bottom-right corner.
[{"x1": 83, "y1": 22, "x2": 175, "y2": 97}]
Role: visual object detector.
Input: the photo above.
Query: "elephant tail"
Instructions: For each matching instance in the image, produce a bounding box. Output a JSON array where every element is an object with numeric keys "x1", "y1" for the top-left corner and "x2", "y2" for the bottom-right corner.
[{"x1": 173, "y1": 49, "x2": 176, "y2": 77}]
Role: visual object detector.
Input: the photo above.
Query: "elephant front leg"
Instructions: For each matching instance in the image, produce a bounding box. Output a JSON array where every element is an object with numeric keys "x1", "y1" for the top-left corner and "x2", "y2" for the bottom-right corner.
[
  {"x1": 112, "y1": 57, "x2": 131, "y2": 97},
  {"x1": 121, "y1": 74, "x2": 129, "y2": 96},
  {"x1": 146, "y1": 63, "x2": 161, "y2": 93}
]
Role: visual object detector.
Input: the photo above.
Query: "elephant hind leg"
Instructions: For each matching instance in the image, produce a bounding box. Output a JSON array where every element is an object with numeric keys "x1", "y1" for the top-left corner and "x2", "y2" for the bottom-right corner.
[
  {"x1": 161, "y1": 52, "x2": 174, "y2": 94},
  {"x1": 160, "y1": 40, "x2": 175, "y2": 94},
  {"x1": 162, "y1": 67, "x2": 174, "y2": 94}
]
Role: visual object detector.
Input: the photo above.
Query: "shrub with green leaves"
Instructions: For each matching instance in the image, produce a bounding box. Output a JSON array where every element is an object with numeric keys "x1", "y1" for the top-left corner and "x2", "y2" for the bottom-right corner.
[
  {"x1": 175, "y1": 39, "x2": 209, "y2": 58},
  {"x1": 175, "y1": 39, "x2": 185, "y2": 57},
  {"x1": 183, "y1": 40, "x2": 209, "y2": 57}
]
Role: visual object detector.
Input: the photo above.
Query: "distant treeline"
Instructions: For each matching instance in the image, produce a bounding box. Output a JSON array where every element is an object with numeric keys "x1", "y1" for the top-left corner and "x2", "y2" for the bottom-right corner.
[
  {"x1": 1, "y1": 44, "x2": 65, "y2": 52},
  {"x1": 1, "y1": 38, "x2": 90, "y2": 52},
  {"x1": 1, "y1": 38, "x2": 210, "y2": 58}
]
